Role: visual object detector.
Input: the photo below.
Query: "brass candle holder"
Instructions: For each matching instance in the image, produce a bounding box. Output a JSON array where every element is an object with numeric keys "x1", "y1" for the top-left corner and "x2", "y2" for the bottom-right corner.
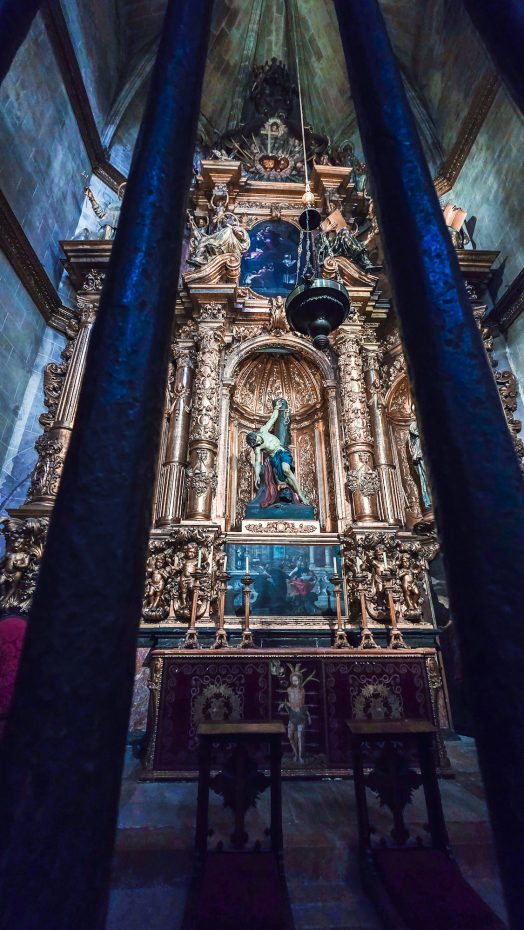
[
  {"x1": 181, "y1": 568, "x2": 206, "y2": 649},
  {"x1": 212, "y1": 570, "x2": 229, "y2": 649},
  {"x1": 239, "y1": 572, "x2": 254, "y2": 649},
  {"x1": 355, "y1": 572, "x2": 379, "y2": 649},
  {"x1": 382, "y1": 571, "x2": 407, "y2": 649},
  {"x1": 330, "y1": 573, "x2": 350, "y2": 649}
]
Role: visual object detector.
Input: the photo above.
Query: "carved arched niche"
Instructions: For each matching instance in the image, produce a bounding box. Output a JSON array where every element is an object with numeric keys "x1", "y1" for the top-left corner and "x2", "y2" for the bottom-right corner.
[
  {"x1": 227, "y1": 349, "x2": 337, "y2": 531},
  {"x1": 386, "y1": 373, "x2": 423, "y2": 528}
]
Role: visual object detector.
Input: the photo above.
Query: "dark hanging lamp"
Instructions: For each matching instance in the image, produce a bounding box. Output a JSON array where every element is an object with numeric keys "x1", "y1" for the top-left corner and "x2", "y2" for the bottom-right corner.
[{"x1": 285, "y1": 57, "x2": 352, "y2": 349}]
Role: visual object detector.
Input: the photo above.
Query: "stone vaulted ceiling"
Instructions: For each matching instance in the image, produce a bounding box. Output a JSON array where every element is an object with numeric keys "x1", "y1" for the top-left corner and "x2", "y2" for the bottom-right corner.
[{"x1": 106, "y1": 0, "x2": 490, "y2": 176}]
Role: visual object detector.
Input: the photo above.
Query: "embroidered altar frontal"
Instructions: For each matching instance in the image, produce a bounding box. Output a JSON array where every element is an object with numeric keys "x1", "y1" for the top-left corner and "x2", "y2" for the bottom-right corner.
[{"x1": 144, "y1": 648, "x2": 447, "y2": 778}]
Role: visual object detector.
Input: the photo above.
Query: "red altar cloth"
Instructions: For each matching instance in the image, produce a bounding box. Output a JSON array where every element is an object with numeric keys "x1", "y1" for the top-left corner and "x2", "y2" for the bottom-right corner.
[{"x1": 0, "y1": 615, "x2": 27, "y2": 740}]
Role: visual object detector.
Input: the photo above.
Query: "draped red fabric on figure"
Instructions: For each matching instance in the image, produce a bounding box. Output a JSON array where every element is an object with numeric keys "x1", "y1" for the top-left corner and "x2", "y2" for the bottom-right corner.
[{"x1": 260, "y1": 457, "x2": 279, "y2": 507}]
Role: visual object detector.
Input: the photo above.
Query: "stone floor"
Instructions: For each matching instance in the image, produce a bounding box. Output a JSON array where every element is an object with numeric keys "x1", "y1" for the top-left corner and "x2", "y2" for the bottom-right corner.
[{"x1": 107, "y1": 735, "x2": 507, "y2": 930}]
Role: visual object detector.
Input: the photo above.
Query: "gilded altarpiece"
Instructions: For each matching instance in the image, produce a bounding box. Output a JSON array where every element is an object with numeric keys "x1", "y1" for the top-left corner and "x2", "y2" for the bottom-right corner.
[{"x1": 2, "y1": 72, "x2": 518, "y2": 776}]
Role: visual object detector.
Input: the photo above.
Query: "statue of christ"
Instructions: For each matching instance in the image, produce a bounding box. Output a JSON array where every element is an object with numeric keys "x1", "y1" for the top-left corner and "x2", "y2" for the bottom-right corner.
[{"x1": 246, "y1": 398, "x2": 309, "y2": 507}]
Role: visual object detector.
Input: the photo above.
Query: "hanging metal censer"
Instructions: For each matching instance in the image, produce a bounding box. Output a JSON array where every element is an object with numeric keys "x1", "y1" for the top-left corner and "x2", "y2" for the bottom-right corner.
[{"x1": 284, "y1": 62, "x2": 352, "y2": 349}]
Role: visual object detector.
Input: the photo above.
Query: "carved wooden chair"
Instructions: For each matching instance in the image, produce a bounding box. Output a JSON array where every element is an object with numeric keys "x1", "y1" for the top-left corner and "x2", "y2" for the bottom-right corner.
[
  {"x1": 347, "y1": 719, "x2": 507, "y2": 930},
  {"x1": 181, "y1": 721, "x2": 295, "y2": 930}
]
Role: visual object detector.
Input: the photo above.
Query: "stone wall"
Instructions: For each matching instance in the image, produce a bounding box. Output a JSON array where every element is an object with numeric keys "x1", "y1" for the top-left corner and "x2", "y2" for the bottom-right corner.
[
  {"x1": 62, "y1": 0, "x2": 123, "y2": 131},
  {"x1": 0, "y1": 251, "x2": 65, "y2": 539},
  {"x1": 450, "y1": 88, "x2": 524, "y2": 292},
  {"x1": 0, "y1": 14, "x2": 87, "y2": 288}
]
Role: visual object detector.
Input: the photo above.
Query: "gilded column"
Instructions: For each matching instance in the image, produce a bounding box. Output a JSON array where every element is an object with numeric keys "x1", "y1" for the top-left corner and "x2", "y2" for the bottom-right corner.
[
  {"x1": 324, "y1": 380, "x2": 349, "y2": 524},
  {"x1": 362, "y1": 344, "x2": 403, "y2": 524},
  {"x1": 186, "y1": 327, "x2": 224, "y2": 520},
  {"x1": 155, "y1": 342, "x2": 196, "y2": 525},
  {"x1": 214, "y1": 377, "x2": 234, "y2": 523},
  {"x1": 335, "y1": 328, "x2": 380, "y2": 523},
  {"x1": 25, "y1": 294, "x2": 97, "y2": 509}
]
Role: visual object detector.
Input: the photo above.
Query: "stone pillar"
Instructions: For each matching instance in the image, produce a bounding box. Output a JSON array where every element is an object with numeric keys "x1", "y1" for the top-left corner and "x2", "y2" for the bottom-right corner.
[
  {"x1": 335, "y1": 328, "x2": 380, "y2": 523},
  {"x1": 0, "y1": 2, "x2": 214, "y2": 928},
  {"x1": 186, "y1": 327, "x2": 224, "y2": 520},
  {"x1": 362, "y1": 344, "x2": 402, "y2": 525},
  {"x1": 334, "y1": 1, "x2": 524, "y2": 923},
  {"x1": 155, "y1": 342, "x2": 196, "y2": 526},
  {"x1": 25, "y1": 296, "x2": 97, "y2": 509}
]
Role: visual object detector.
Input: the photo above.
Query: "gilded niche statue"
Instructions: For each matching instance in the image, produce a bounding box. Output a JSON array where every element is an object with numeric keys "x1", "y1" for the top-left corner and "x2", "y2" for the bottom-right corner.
[
  {"x1": 317, "y1": 209, "x2": 376, "y2": 273},
  {"x1": 408, "y1": 408, "x2": 432, "y2": 513},
  {"x1": 244, "y1": 398, "x2": 314, "y2": 519}
]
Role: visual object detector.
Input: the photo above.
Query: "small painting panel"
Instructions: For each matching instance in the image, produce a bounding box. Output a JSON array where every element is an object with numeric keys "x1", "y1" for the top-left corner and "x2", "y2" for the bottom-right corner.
[
  {"x1": 224, "y1": 542, "x2": 345, "y2": 617},
  {"x1": 240, "y1": 220, "x2": 299, "y2": 296}
]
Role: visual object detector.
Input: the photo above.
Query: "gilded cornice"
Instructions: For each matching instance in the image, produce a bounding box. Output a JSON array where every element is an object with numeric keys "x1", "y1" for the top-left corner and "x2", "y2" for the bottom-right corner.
[{"x1": 434, "y1": 72, "x2": 500, "y2": 196}]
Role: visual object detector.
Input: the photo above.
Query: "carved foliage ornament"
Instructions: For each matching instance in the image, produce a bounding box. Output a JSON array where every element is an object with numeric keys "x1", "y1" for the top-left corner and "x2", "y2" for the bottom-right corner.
[
  {"x1": 336, "y1": 334, "x2": 373, "y2": 445},
  {"x1": 185, "y1": 450, "x2": 218, "y2": 498},
  {"x1": 0, "y1": 517, "x2": 49, "y2": 612},
  {"x1": 142, "y1": 527, "x2": 225, "y2": 624},
  {"x1": 340, "y1": 528, "x2": 438, "y2": 624},
  {"x1": 27, "y1": 435, "x2": 64, "y2": 500},
  {"x1": 243, "y1": 521, "x2": 317, "y2": 534},
  {"x1": 189, "y1": 330, "x2": 223, "y2": 445}
]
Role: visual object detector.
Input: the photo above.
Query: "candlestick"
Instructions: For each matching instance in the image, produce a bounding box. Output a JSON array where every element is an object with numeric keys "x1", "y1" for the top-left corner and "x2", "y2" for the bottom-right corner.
[
  {"x1": 240, "y1": 569, "x2": 254, "y2": 649},
  {"x1": 181, "y1": 568, "x2": 202, "y2": 649},
  {"x1": 223, "y1": 555, "x2": 227, "y2": 572},
  {"x1": 356, "y1": 555, "x2": 361, "y2": 572},
  {"x1": 197, "y1": 548, "x2": 202, "y2": 569},
  {"x1": 331, "y1": 571, "x2": 350, "y2": 649},
  {"x1": 245, "y1": 556, "x2": 249, "y2": 574},
  {"x1": 212, "y1": 567, "x2": 229, "y2": 649},
  {"x1": 333, "y1": 555, "x2": 338, "y2": 575},
  {"x1": 383, "y1": 552, "x2": 388, "y2": 570}
]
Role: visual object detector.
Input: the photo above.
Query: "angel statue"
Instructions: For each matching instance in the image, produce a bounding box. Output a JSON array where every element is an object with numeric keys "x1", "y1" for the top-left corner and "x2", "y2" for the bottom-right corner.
[
  {"x1": 244, "y1": 398, "x2": 315, "y2": 520},
  {"x1": 84, "y1": 182, "x2": 126, "y2": 239},
  {"x1": 187, "y1": 210, "x2": 250, "y2": 267}
]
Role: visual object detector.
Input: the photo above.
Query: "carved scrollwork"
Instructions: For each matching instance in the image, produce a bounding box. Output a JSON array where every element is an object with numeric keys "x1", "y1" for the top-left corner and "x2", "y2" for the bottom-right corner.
[
  {"x1": 474, "y1": 311, "x2": 524, "y2": 469},
  {"x1": 494, "y1": 368, "x2": 524, "y2": 465},
  {"x1": 265, "y1": 296, "x2": 289, "y2": 334},
  {"x1": 39, "y1": 322, "x2": 79, "y2": 431},
  {"x1": 27, "y1": 435, "x2": 64, "y2": 500},
  {"x1": 0, "y1": 517, "x2": 49, "y2": 612},
  {"x1": 198, "y1": 301, "x2": 225, "y2": 322},
  {"x1": 243, "y1": 520, "x2": 317, "y2": 534},
  {"x1": 81, "y1": 269, "x2": 106, "y2": 292},
  {"x1": 346, "y1": 466, "x2": 380, "y2": 496},
  {"x1": 185, "y1": 450, "x2": 218, "y2": 498}
]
